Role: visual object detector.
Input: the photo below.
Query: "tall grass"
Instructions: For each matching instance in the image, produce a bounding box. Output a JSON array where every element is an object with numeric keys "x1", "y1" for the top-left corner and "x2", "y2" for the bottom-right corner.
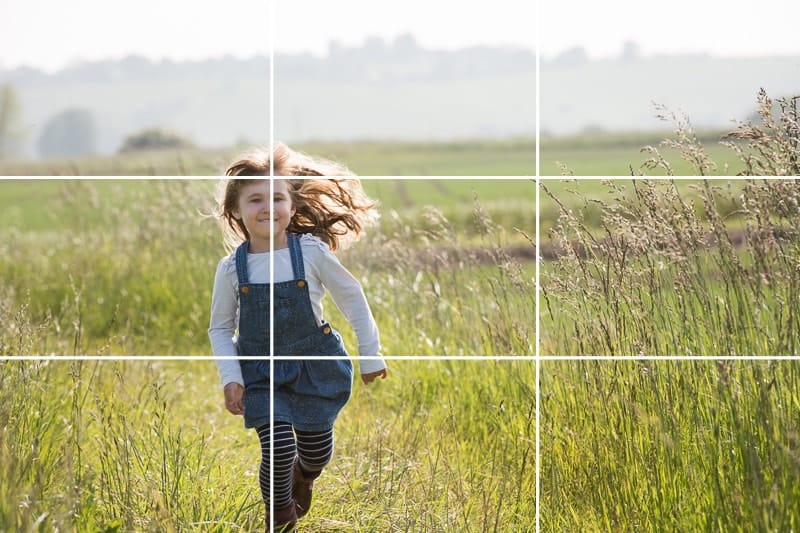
[
  {"x1": 0, "y1": 359, "x2": 535, "y2": 531},
  {"x1": 0, "y1": 180, "x2": 221, "y2": 355},
  {"x1": 541, "y1": 360, "x2": 800, "y2": 530},
  {"x1": 0, "y1": 360, "x2": 257, "y2": 531},
  {"x1": 0, "y1": 179, "x2": 534, "y2": 356},
  {"x1": 541, "y1": 179, "x2": 800, "y2": 355}
]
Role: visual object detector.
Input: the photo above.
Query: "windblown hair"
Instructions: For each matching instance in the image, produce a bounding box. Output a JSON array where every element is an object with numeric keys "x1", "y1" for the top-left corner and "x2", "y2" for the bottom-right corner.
[
  {"x1": 285, "y1": 178, "x2": 378, "y2": 251},
  {"x1": 217, "y1": 143, "x2": 378, "y2": 251}
]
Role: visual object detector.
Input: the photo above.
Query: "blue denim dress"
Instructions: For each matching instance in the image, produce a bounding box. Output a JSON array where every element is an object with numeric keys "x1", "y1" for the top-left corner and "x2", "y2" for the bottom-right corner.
[{"x1": 236, "y1": 234, "x2": 354, "y2": 431}]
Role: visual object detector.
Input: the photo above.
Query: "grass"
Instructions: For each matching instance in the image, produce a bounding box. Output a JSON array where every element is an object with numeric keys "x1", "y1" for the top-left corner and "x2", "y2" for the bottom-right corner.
[
  {"x1": 540, "y1": 134, "x2": 745, "y2": 176},
  {"x1": 0, "y1": 139, "x2": 536, "y2": 177},
  {"x1": 0, "y1": 178, "x2": 534, "y2": 356},
  {"x1": 540, "y1": 179, "x2": 800, "y2": 356},
  {"x1": 541, "y1": 360, "x2": 800, "y2": 531},
  {"x1": 0, "y1": 358, "x2": 535, "y2": 531}
]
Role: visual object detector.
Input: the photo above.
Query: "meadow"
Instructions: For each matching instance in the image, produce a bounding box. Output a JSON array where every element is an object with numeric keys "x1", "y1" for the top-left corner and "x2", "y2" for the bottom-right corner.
[
  {"x1": 0, "y1": 134, "x2": 755, "y2": 178},
  {"x1": 0, "y1": 178, "x2": 534, "y2": 356},
  {"x1": 0, "y1": 358, "x2": 535, "y2": 532},
  {"x1": 0, "y1": 174, "x2": 536, "y2": 530},
  {"x1": 538, "y1": 175, "x2": 800, "y2": 528},
  {"x1": 0, "y1": 139, "x2": 535, "y2": 177},
  {"x1": 541, "y1": 360, "x2": 800, "y2": 530},
  {"x1": 540, "y1": 178, "x2": 800, "y2": 356},
  {"x1": 540, "y1": 131, "x2": 745, "y2": 176}
]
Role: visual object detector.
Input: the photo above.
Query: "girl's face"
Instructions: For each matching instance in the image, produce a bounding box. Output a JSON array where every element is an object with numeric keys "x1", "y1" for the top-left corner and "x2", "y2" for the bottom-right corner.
[
  {"x1": 233, "y1": 179, "x2": 295, "y2": 251},
  {"x1": 269, "y1": 179, "x2": 295, "y2": 248}
]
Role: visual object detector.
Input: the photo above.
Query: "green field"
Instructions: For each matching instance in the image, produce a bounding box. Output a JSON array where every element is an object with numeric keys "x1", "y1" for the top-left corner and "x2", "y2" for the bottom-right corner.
[
  {"x1": 0, "y1": 127, "x2": 779, "y2": 177},
  {"x1": 0, "y1": 178, "x2": 534, "y2": 356},
  {"x1": 542, "y1": 360, "x2": 800, "y2": 530},
  {"x1": 539, "y1": 130, "x2": 751, "y2": 176},
  {"x1": 0, "y1": 358, "x2": 535, "y2": 531},
  {"x1": 538, "y1": 178, "x2": 800, "y2": 529},
  {"x1": 0, "y1": 139, "x2": 536, "y2": 177},
  {"x1": 0, "y1": 176, "x2": 536, "y2": 530},
  {"x1": 540, "y1": 179, "x2": 800, "y2": 356}
]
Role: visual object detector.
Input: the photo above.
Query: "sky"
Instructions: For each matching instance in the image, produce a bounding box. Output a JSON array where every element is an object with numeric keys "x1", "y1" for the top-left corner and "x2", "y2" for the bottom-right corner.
[
  {"x1": 1, "y1": 0, "x2": 799, "y2": 72},
  {"x1": 0, "y1": 0, "x2": 269, "y2": 72},
  {"x1": 539, "y1": 0, "x2": 800, "y2": 60}
]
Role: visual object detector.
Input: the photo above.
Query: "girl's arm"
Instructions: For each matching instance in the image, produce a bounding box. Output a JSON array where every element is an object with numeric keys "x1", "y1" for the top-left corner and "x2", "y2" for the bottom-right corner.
[
  {"x1": 308, "y1": 239, "x2": 386, "y2": 376},
  {"x1": 208, "y1": 257, "x2": 244, "y2": 388}
]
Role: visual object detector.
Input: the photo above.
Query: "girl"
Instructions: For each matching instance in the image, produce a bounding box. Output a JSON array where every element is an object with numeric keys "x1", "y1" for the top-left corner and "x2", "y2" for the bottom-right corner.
[{"x1": 209, "y1": 144, "x2": 387, "y2": 532}]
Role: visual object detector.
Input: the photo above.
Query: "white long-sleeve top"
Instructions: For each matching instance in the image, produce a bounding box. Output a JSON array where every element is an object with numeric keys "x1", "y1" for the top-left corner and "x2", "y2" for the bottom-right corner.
[{"x1": 209, "y1": 234, "x2": 385, "y2": 387}]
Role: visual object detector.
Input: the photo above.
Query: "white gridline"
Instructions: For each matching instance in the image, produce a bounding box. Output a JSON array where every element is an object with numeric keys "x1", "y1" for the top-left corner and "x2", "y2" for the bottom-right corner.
[{"x1": 3, "y1": 0, "x2": 798, "y2": 527}]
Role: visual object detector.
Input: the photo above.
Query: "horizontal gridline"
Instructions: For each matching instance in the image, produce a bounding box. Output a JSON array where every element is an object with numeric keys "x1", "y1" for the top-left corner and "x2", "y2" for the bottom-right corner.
[
  {"x1": 0, "y1": 175, "x2": 538, "y2": 180},
  {"x1": 3, "y1": 355, "x2": 799, "y2": 361},
  {"x1": 0, "y1": 355, "x2": 536, "y2": 361}
]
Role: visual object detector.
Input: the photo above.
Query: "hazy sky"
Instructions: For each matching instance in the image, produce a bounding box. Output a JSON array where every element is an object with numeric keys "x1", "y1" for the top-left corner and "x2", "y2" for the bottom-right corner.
[
  {"x1": 540, "y1": 0, "x2": 800, "y2": 59},
  {"x1": 0, "y1": 0, "x2": 269, "y2": 72},
  {"x1": 273, "y1": 0, "x2": 536, "y2": 55},
  {"x1": 2, "y1": 0, "x2": 799, "y2": 72}
]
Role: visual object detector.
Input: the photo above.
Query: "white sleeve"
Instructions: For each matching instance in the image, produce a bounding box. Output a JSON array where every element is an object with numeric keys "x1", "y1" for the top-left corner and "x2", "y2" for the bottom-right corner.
[
  {"x1": 208, "y1": 257, "x2": 244, "y2": 387},
  {"x1": 309, "y1": 241, "x2": 385, "y2": 373}
]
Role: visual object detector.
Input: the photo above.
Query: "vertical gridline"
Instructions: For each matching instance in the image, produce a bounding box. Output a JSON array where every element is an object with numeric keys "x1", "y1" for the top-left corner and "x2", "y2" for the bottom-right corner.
[
  {"x1": 268, "y1": 0, "x2": 275, "y2": 527},
  {"x1": 535, "y1": 0, "x2": 541, "y2": 528}
]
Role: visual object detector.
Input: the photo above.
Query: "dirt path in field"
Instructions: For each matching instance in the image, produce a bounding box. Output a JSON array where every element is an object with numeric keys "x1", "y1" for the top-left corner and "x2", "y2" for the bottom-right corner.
[
  {"x1": 377, "y1": 242, "x2": 535, "y2": 271},
  {"x1": 394, "y1": 181, "x2": 414, "y2": 208},
  {"x1": 539, "y1": 228, "x2": 796, "y2": 261}
]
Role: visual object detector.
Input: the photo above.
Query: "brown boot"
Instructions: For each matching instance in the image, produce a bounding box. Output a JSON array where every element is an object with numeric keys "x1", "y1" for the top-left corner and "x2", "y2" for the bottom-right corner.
[
  {"x1": 266, "y1": 501, "x2": 297, "y2": 533},
  {"x1": 292, "y1": 459, "x2": 319, "y2": 519}
]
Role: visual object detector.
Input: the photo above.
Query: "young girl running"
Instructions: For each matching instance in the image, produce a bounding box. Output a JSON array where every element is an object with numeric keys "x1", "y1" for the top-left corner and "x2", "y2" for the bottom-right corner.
[{"x1": 209, "y1": 143, "x2": 387, "y2": 532}]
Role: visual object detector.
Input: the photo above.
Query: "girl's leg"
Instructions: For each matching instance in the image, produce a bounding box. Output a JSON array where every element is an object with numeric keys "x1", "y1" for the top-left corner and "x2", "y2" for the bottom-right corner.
[
  {"x1": 295, "y1": 427, "x2": 335, "y2": 476},
  {"x1": 255, "y1": 422, "x2": 296, "y2": 510},
  {"x1": 292, "y1": 427, "x2": 334, "y2": 518}
]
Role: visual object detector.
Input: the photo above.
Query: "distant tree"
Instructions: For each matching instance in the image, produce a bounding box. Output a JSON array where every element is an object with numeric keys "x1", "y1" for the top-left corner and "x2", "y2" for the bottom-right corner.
[
  {"x1": 37, "y1": 108, "x2": 96, "y2": 158},
  {"x1": 0, "y1": 84, "x2": 26, "y2": 159},
  {"x1": 552, "y1": 46, "x2": 588, "y2": 67},
  {"x1": 363, "y1": 35, "x2": 386, "y2": 52},
  {"x1": 621, "y1": 41, "x2": 641, "y2": 61},
  {"x1": 393, "y1": 33, "x2": 419, "y2": 56},
  {"x1": 118, "y1": 128, "x2": 194, "y2": 153}
]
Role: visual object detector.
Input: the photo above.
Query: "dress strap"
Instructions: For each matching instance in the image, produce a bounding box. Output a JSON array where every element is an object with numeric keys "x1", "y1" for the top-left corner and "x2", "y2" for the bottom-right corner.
[
  {"x1": 234, "y1": 241, "x2": 250, "y2": 285},
  {"x1": 287, "y1": 233, "x2": 305, "y2": 280}
]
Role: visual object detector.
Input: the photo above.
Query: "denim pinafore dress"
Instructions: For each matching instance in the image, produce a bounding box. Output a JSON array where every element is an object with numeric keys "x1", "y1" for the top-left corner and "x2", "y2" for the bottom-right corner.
[{"x1": 236, "y1": 234, "x2": 354, "y2": 432}]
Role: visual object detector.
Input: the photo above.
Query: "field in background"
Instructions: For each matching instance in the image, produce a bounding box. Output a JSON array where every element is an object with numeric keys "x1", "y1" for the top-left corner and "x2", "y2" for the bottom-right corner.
[
  {"x1": 0, "y1": 178, "x2": 534, "y2": 356},
  {"x1": 540, "y1": 131, "x2": 746, "y2": 176},
  {"x1": 0, "y1": 129, "x2": 766, "y2": 177},
  {"x1": 0, "y1": 139, "x2": 535, "y2": 177},
  {"x1": 0, "y1": 359, "x2": 535, "y2": 531}
]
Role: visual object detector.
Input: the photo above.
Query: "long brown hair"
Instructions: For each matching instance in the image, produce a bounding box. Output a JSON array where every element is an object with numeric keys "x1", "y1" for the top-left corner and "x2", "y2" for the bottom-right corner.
[
  {"x1": 220, "y1": 143, "x2": 378, "y2": 251},
  {"x1": 285, "y1": 178, "x2": 378, "y2": 251}
]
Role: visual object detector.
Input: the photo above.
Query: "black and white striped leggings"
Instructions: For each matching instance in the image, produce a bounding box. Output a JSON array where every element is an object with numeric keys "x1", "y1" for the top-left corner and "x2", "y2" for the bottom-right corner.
[{"x1": 255, "y1": 422, "x2": 334, "y2": 508}]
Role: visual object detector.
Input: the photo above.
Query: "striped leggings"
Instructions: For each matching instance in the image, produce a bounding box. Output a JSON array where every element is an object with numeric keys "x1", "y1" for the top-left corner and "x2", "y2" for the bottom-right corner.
[{"x1": 255, "y1": 422, "x2": 334, "y2": 508}]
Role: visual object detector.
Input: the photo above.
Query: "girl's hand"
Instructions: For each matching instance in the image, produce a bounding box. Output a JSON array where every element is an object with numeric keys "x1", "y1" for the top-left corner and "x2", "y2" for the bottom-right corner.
[
  {"x1": 223, "y1": 382, "x2": 245, "y2": 415},
  {"x1": 361, "y1": 368, "x2": 388, "y2": 385}
]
